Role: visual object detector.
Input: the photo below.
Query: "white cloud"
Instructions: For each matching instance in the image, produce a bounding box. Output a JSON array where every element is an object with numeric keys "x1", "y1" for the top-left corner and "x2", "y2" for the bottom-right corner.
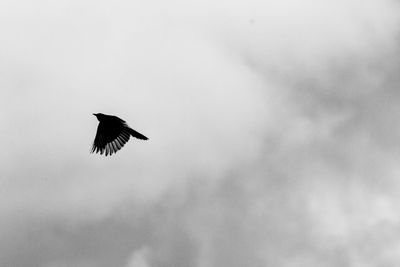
[{"x1": 126, "y1": 247, "x2": 151, "y2": 267}]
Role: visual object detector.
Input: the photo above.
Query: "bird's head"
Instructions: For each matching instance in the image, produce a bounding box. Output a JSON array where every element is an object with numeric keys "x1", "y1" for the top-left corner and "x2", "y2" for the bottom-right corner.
[{"x1": 93, "y1": 113, "x2": 105, "y2": 121}]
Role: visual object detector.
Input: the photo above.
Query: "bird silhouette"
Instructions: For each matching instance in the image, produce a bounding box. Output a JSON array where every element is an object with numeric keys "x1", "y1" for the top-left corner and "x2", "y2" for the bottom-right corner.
[{"x1": 91, "y1": 113, "x2": 148, "y2": 156}]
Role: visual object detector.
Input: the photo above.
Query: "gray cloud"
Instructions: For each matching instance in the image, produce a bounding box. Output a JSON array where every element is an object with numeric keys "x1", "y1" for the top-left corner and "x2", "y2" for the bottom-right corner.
[{"x1": 1, "y1": 0, "x2": 400, "y2": 266}]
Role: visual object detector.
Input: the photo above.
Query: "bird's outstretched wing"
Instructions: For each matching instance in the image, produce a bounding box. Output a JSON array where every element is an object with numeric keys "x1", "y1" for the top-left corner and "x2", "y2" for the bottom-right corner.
[
  {"x1": 91, "y1": 122, "x2": 148, "y2": 156},
  {"x1": 91, "y1": 122, "x2": 130, "y2": 156}
]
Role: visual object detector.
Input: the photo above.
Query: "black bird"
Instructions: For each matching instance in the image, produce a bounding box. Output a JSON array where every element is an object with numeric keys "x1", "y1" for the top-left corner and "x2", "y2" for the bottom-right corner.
[{"x1": 91, "y1": 113, "x2": 148, "y2": 156}]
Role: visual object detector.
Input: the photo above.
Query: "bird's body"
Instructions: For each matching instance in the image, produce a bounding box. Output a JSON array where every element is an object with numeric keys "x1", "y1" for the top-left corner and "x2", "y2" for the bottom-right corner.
[{"x1": 91, "y1": 113, "x2": 148, "y2": 156}]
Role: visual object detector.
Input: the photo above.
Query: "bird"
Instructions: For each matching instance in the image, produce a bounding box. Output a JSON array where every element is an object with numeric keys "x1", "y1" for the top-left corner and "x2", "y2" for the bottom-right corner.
[{"x1": 91, "y1": 113, "x2": 148, "y2": 156}]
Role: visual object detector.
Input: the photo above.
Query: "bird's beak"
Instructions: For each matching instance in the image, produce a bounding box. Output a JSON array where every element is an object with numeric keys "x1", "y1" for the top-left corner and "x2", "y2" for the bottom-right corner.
[{"x1": 93, "y1": 113, "x2": 96, "y2": 116}]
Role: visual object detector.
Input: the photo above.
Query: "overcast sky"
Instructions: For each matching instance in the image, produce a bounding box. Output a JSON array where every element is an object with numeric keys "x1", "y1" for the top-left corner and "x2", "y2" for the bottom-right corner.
[{"x1": 1, "y1": 0, "x2": 400, "y2": 266}]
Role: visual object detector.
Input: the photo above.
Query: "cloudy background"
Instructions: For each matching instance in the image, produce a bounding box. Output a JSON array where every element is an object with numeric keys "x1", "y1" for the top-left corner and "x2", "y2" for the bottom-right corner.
[{"x1": 1, "y1": 0, "x2": 400, "y2": 266}]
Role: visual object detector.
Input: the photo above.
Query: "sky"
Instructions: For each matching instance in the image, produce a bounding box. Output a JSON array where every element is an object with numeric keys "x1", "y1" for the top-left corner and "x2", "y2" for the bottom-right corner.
[{"x1": 1, "y1": 0, "x2": 400, "y2": 266}]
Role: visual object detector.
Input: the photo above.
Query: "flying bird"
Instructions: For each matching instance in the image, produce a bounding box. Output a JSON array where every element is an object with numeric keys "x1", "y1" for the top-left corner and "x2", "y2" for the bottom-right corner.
[{"x1": 91, "y1": 113, "x2": 148, "y2": 156}]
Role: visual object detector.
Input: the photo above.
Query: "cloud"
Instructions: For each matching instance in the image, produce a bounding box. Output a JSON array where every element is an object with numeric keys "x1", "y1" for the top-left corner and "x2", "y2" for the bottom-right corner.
[
  {"x1": 126, "y1": 247, "x2": 151, "y2": 267},
  {"x1": 1, "y1": 0, "x2": 400, "y2": 266}
]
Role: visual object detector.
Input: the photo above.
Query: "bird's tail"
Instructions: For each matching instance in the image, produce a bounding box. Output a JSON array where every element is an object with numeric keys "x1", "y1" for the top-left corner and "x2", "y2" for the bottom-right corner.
[{"x1": 128, "y1": 128, "x2": 148, "y2": 140}]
